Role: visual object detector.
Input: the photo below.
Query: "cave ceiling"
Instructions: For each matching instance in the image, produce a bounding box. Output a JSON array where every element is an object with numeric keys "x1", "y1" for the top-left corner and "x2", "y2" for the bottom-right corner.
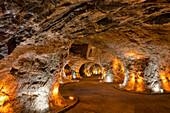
[
  {"x1": 0, "y1": 0, "x2": 169, "y2": 61},
  {"x1": 0, "y1": 0, "x2": 170, "y2": 82}
]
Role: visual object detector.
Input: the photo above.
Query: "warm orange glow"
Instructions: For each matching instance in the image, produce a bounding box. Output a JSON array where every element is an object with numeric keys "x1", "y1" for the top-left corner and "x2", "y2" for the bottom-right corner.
[
  {"x1": 53, "y1": 87, "x2": 59, "y2": 96},
  {"x1": 1, "y1": 89, "x2": 8, "y2": 94},
  {"x1": 113, "y1": 57, "x2": 145, "y2": 92},
  {"x1": 126, "y1": 73, "x2": 135, "y2": 91},
  {"x1": 113, "y1": 58, "x2": 125, "y2": 84},
  {"x1": 98, "y1": 69, "x2": 101, "y2": 74},
  {"x1": 93, "y1": 70, "x2": 95, "y2": 74},
  {"x1": 0, "y1": 86, "x2": 13, "y2": 113},
  {"x1": 0, "y1": 102, "x2": 12, "y2": 113},
  {"x1": 67, "y1": 75, "x2": 72, "y2": 79},
  {"x1": 69, "y1": 96, "x2": 74, "y2": 100},
  {"x1": 0, "y1": 95, "x2": 9, "y2": 106},
  {"x1": 76, "y1": 72, "x2": 81, "y2": 78},
  {"x1": 125, "y1": 72, "x2": 145, "y2": 92},
  {"x1": 160, "y1": 71, "x2": 170, "y2": 92},
  {"x1": 84, "y1": 70, "x2": 90, "y2": 77},
  {"x1": 113, "y1": 59, "x2": 119, "y2": 70},
  {"x1": 167, "y1": 73, "x2": 170, "y2": 81},
  {"x1": 131, "y1": 73, "x2": 135, "y2": 82},
  {"x1": 137, "y1": 77, "x2": 142, "y2": 83},
  {"x1": 51, "y1": 82, "x2": 63, "y2": 106},
  {"x1": 136, "y1": 72, "x2": 145, "y2": 92},
  {"x1": 103, "y1": 71, "x2": 106, "y2": 77},
  {"x1": 126, "y1": 52, "x2": 146, "y2": 59},
  {"x1": 127, "y1": 52, "x2": 136, "y2": 56},
  {"x1": 121, "y1": 66, "x2": 125, "y2": 73},
  {"x1": 86, "y1": 71, "x2": 90, "y2": 77}
]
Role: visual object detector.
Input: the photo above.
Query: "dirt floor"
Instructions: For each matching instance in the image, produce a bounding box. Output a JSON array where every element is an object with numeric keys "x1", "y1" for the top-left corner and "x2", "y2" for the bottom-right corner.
[{"x1": 60, "y1": 76, "x2": 170, "y2": 113}]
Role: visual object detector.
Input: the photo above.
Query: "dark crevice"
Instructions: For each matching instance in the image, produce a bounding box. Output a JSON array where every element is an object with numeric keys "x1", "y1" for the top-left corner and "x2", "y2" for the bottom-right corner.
[
  {"x1": 61, "y1": 2, "x2": 72, "y2": 7},
  {"x1": 70, "y1": 43, "x2": 88, "y2": 58},
  {"x1": 7, "y1": 38, "x2": 17, "y2": 55},
  {"x1": 144, "y1": 7, "x2": 164, "y2": 14},
  {"x1": 42, "y1": 2, "x2": 88, "y2": 32},
  {"x1": 96, "y1": 17, "x2": 113, "y2": 25},
  {"x1": 144, "y1": 13, "x2": 170, "y2": 24}
]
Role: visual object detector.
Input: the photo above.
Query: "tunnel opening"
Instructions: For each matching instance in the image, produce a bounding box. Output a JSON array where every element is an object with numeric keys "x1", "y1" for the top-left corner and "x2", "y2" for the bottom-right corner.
[
  {"x1": 64, "y1": 64, "x2": 72, "y2": 80},
  {"x1": 82, "y1": 62, "x2": 103, "y2": 78},
  {"x1": 79, "y1": 64, "x2": 85, "y2": 77},
  {"x1": 89, "y1": 64, "x2": 102, "y2": 77},
  {"x1": 63, "y1": 42, "x2": 170, "y2": 94}
]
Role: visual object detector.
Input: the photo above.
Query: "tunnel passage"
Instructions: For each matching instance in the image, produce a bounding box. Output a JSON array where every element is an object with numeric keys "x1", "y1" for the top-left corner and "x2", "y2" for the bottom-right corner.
[
  {"x1": 79, "y1": 62, "x2": 103, "y2": 78},
  {"x1": 79, "y1": 64, "x2": 85, "y2": 77},
  {"x1": 0, "y1": 42, "x2": 169, "y2": 113},
  {"x1": 90, "y1": 64, "x2": 102, "y2": 76},
  {"x1": 0, "y1": 0, "x2": 170, "y2": 113},
  {"x1": 63, "y1": 43, "x2": 170, "y2": 94}
]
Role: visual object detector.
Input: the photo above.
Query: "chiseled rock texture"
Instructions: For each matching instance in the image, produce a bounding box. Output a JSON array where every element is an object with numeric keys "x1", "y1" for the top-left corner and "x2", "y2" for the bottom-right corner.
[
  {"x1": 0, "y1": 0, "x2": 169, "y2": 72},
  {"x1": 0, "y1": 0, "x2": 169, "y2": 65},
  {"x1": 121, "y1": 54, "x2": 150, "y2": 91},
  {"x1": 0, "y1": 0, "x2": 170, "y2": 112},
  {"x1": 0, "y1": 38, "x2": 70, "y2": 112},
  {"x1": 11, "y1": 52, "x2": 60, "y2": 112}
]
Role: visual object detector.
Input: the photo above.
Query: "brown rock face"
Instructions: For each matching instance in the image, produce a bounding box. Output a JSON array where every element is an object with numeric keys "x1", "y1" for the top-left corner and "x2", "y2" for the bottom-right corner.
[
  {"x1": 0, "y1": 0, "x2": 170, "y2": 112},
  {"x1": 120, "y1": 52, "x2": 150, "y2": 92},
  {"x1": 0, "y1": 0, "x2": 169, "y2": 61},
  {"x1": 0, "y1": 38, "x2": 71, "y2": 112},
  {"x1": 11, "y1": 53, "x2": 59, "y2": 112}
]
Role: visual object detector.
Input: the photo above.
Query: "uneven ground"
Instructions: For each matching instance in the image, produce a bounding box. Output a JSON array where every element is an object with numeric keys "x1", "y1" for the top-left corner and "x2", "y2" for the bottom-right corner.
[{"x1": 60, "y1": 76, "x2": 170, "y2": 113}]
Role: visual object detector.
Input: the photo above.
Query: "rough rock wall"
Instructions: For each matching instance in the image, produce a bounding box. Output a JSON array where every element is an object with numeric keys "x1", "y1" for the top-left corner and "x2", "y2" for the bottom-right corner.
[
  {"x1": 86, "y1": 45, "x2": 117, "y2": 82},
  {"x1": 0, "y1": 36, "x2": 71, "y2": 112},
  {"x1": 0, "y1": 0, "x2": 60, "y2": 59},
  {"x1": 0, "y1": 70, "x2": 18, "y2": 112},
  {"x1": 11, "y1": 53, "x2": 60, "y2": 112},
  {"x1": 121, "y1": 53, "x2": 150, "y2": 91},
  {"x1": 1, "y1": 0, "x2": 169, "y2": 67},
  {"x1": 77, "y1": 0, "x2": 170, "y2": 89}
]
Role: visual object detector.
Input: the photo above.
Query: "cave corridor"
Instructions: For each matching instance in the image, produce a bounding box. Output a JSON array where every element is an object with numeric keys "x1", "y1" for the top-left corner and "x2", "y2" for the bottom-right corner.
[{"x1": 0, "y1": 0, "x2": 170, "y2": 113}]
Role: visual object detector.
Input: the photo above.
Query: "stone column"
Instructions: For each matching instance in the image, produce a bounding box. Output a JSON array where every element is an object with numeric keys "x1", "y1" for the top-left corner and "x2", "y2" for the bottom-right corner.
[
  {"x1": 71, "y1": 70, "x2": 77, "y2": 79},
  {"x1": 105, "y1": 69, "x2": 114, "y2": 83},
  {"x1": 120, "y1": 53, "x2": 150, "y2": 92},
  {"x1": 144, "y1": 61, "x2": 163, "y2": 93},
  {"x1": 59, "y1": 59, "x2": 73, "y2": 84},
  {"x1": 11, "y1": 53, "x2": 61, "y2": 113}
]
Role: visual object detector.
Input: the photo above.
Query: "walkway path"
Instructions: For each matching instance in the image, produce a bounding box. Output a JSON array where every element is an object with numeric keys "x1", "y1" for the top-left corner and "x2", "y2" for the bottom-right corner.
[{"x1": 60, "y1": 76, "x2": 170, "y2": 113}]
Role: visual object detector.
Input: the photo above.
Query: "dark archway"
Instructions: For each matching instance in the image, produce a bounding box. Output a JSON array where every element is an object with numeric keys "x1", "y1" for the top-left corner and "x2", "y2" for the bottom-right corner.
[{"x1": 79, "y1": 64, "x2": 85, "y2": 77}]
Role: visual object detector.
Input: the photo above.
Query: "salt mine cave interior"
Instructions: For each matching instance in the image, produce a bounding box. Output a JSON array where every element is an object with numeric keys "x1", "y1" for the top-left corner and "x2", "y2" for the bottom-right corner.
[{"x1": 0, "y1": 0, "x2": 170, "y2": 113}]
